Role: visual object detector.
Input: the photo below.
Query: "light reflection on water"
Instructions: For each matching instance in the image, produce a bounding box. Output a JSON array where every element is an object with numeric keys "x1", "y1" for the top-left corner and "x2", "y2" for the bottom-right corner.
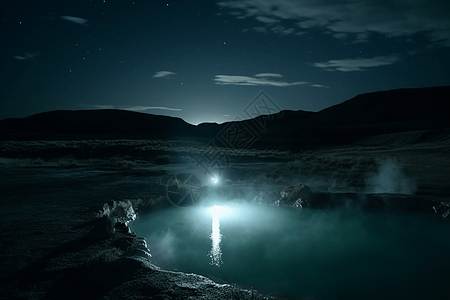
[
  {"x1": 207, "y1": 205, "x2": 232, "y2": 266},
  {"x1": 130, "y1": 199, "x2": 450, "y2": 300},
  {"x1": 208, "y1": 213, "x2": 222, "y2": 266}
]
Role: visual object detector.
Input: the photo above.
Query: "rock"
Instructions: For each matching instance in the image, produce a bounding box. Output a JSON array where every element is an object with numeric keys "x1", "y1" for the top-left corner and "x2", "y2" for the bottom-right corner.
[
  {"x1": 98, "y1": 200, "x2": 137, "y2": 225},
  {"x1": 276, "y1": 184, "x2": 311, "y2": 208},
  {"x1": 122, "y1": 237, "x2": 152, "y2": 259},
  {"x1": 115, "y1": 221, "x2": 131, "y2": 234},
  {"x1": 251, "y1": 191, "x2": 266, "y2": 204},
  {"x1": 87, "y1": 215, "x2": 115, "y2": 241}
]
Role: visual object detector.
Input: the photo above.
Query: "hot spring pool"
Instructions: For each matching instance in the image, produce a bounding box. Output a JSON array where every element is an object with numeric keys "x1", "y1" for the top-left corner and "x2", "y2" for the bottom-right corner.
[{"x1": 130, "y1": 198, "x2": 450, "y2": 299}]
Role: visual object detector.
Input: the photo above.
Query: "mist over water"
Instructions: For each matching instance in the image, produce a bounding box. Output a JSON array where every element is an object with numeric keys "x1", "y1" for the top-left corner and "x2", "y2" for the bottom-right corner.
[
  {"x1": 366, "y1": 160, "x2": 416, "y2": 194},
  {"x1": 131, "y1": 195, "x2": 450, "y2": 300}
]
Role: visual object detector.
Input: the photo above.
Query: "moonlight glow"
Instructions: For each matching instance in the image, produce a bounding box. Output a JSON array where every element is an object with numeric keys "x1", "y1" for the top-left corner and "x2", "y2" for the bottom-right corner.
[{"x1": 208, "y1": 205, "x2": 231, "y2": 217}]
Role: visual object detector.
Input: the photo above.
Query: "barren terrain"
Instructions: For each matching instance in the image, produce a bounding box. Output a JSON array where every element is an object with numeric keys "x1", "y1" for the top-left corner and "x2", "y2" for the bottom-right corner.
[{"x1": 1, "y1": 137, "x2": 449, "y2": 299}]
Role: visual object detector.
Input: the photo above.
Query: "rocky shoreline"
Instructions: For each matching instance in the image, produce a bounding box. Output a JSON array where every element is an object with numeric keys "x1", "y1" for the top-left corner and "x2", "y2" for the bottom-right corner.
[
  {"x1": 251, "y1": 184, "x2": 450, "y2": 219},
  {"x1": 1, "y1": 201, "x2": 270, "y2": 300}
]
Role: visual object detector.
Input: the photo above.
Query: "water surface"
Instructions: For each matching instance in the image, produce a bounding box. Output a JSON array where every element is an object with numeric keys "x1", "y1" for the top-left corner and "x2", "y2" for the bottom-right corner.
[{"x1": 131, "y1": 198, "x2": 450, "y2": 299}]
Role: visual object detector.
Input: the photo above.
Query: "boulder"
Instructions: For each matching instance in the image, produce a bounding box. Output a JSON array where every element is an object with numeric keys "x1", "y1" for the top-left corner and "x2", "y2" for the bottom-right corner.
[{"x1": 275, "y1": 184, "x2": 311, "y2": 208}]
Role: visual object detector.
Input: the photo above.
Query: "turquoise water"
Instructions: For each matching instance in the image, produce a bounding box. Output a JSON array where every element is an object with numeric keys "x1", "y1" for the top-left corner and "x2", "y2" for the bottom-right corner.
[{"x1": 130, "y1": 198, "x2": 450, "y2": 299}]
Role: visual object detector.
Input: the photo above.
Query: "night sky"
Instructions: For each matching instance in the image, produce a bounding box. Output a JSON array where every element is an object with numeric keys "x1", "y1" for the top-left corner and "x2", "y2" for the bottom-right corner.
[{"x1": 2, "y1": 0, "x2": 450, "y2": 125}]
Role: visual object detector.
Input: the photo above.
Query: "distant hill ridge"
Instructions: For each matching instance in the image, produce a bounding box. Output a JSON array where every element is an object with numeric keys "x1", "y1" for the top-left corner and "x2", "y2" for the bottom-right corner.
[
  {"x1": 0, "y1": 109, "x2": 197, "y2": 140},
  {"x1": 317, "y1": 85, "x2": 450, "y2": 126},
  {"x1": 1, "y1": 86, "x2": 449, "y2": 149}
]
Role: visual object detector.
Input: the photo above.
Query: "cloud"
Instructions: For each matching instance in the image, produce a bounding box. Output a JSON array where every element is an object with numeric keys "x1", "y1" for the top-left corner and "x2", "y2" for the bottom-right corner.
[
  {"x1": 314, "y1": 55, "x2": 399, "y2": 72},
  {"x1": 214, "y1": 73, "x2": 328, "y2": 88},
  {"x1": 255, "y1": 16, "x2": 279, "y2": 24},
  {"x1": 127, "y1": 106, "x2": 181, "y2": 111},
  {"x1": 217, "y1": 0, "x2": 450, "y2": 47},
  {"x1": 87, "y1": 105, "x2": 114, "y2": 110},
  {"x1": 333, "y1": 33, "x2": 348, "y2": 40},
  {"x1": 61, "y1": 15, "x2": 88, "y2": 25},
  {"x1": 84, "y1": 105, "x2": 181, "y2": 112},
  {"x1": 215, "y1": 74, "x2": 307, "y2": 87},
  {"x1": 13, "y1": 52, "x2": 40, "y2": 60},
  {"x1": 254, "y1": 73, "x2": 283, "y2": 78},
  {"x1": 271, "y1": 25, "x2": 296, "y2": 35},
  {"x1": 153, "y1": 71, "x2": 177, "y2": 78},
  {"x1": 253, "y1": 27, "x2": 267, "y2": 33},
  {"x1": 124, "y1": 106, "x2": 182, "y2": 112}
]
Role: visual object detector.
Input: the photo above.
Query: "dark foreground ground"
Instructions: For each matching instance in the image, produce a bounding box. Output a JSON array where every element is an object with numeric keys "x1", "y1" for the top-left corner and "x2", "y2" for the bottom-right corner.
[{"x1": 0, "y1": 141, "x2": 449, "y2": 300}]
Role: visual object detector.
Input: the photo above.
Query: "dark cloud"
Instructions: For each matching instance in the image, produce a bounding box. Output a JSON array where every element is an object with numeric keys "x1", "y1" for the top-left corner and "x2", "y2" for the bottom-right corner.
[{"x1": 218, "y1": 0, "x2": 450, "y2": 46}]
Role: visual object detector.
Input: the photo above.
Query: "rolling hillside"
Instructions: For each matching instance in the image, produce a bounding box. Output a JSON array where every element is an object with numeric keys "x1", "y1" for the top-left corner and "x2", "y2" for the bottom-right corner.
[{"x1": 1, "y1": 86, "x2": 449, "y2": 150}]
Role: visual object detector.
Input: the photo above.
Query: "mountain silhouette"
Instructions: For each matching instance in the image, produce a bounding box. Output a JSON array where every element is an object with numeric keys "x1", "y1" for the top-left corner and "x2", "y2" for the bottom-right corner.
[
  {"x1": 1, "y1": 86, "x2": 449, "y2": 149},
  {"x1": 247, "y1": 85, "x2": 450, "y2": 148},
  {"x1": 0, "y1": 109, "x2": 197, "y2": 140}
]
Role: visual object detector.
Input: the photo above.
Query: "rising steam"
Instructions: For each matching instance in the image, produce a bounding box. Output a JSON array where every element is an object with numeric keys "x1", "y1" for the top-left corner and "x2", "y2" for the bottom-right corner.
[{"x1": 365, "y1": 159, "x2": 416, "y2": 194}]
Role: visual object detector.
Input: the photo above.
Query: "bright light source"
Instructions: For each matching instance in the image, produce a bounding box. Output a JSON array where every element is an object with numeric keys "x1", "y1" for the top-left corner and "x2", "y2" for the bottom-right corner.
[
  {"x1": 208, "y1": 205, "x2": 231, "y2": 218},
  {"x1": 211, "y1": 176, "x2": 218, "y2": 184}
]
